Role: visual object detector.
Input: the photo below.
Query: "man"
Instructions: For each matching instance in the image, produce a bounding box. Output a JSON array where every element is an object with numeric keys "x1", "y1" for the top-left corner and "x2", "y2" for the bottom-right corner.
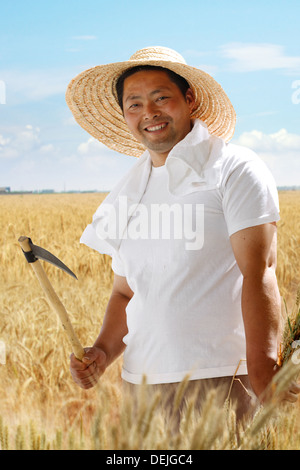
[{"x1": 66, "y1": 47, "x2": 300, "y2": 419}]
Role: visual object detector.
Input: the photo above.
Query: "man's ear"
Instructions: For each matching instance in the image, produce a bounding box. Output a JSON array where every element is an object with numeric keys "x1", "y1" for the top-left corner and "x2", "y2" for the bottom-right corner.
[{"x1": 185, "y1": 88, "x2": 196, "y2": 113}]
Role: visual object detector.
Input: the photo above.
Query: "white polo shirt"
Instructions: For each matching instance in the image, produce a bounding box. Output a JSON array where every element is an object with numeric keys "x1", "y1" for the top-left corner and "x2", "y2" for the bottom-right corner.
[{"x1": 81, "y1": 120, "x2": 280, "y2": 385}]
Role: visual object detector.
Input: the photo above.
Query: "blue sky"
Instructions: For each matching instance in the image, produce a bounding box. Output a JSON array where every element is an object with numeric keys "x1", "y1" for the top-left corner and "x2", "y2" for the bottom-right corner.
[{"x1": 0, "y1": 0, "x2": 299, "y2": 191}]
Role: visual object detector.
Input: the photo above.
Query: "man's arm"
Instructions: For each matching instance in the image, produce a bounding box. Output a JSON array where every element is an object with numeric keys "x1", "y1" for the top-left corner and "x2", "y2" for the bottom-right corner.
[
  {"x1": 93, "y1": 274, "x2": 132, "y2": 366},
  {"x1": 70, "y1": 273, "x2": 133, "y2": 389},
  {"x1": 230, "y1": 222, "x2": 299, "y2": 402}
]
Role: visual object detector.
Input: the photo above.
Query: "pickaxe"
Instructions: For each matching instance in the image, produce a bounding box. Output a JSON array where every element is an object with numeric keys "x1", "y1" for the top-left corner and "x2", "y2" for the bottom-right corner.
[{"x1": 18, "y1": 236, "x2": 85, "y2": 361}]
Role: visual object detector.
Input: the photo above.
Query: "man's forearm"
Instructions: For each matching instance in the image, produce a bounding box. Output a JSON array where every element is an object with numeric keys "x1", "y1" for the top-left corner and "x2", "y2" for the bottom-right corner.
[
  {"x1": 93, "y1": 292, "x2": 129, "y2": 368},
  {"x1": 242, "y1": 267, "x2": 282, "y2": 400}
]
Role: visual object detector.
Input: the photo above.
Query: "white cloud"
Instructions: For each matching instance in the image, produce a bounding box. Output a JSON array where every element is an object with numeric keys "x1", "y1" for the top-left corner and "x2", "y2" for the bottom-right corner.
[
  {"x1": 0, "y1": 124, "x2": 62, "y2": 191},
  {"x1": 40, "y1": 144, "x2": 55, "y2": 153},
  {"x1": 234, "y1": 128, "x2": 300, "y2": 152},
  {"x1": 221, "y1": 43, "x2": 300, "y2": 74},
  {"x1": 0, "y1": 124, "x2": 56, "y2": 161},
  {"x1": 233, "y1": 129, "x2": 300, "y2": 186},
  {"x1": 0, "y1": 125, "x2": 41, "y2": 159},
  {"x1": 0, "y1": 67, "x2": 77, "y2": 103},
  {"x1": 0, "y1": 124, "x2": 136, "y2": 191},
  {"x1": 77, "y1": 137, "x2": 126, "y2": 171},
  {"x1": 0, "y1": 135, "x2": 10, "y2": 146},
  {"x1": 78, "y1": 137, "x2": 106, "y2": 155},
  {"x1": 1, "y1": 122, "x2": 297, "y2": 191}
]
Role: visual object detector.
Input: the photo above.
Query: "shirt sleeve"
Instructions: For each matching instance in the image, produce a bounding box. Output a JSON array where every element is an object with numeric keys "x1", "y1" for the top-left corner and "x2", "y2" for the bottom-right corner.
[
  {"x1": 111, "y1": 250, "x2": 126, "y2": 277},
  {"x1": 222, "y1": 147, "x2": 280, "y2": 237}
]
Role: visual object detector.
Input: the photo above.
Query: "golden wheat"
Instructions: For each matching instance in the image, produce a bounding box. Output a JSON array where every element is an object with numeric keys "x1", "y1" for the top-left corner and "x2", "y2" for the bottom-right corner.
[{"x1": 0, "y1": 191, "x2": 300, "y2": 450}]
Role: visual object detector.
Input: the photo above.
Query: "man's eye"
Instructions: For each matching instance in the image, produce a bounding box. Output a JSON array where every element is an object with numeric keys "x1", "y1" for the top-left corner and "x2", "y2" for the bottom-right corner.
[
  {"x1": 157, "y1": 96, "x2": 168, "y2": 101},
  {"x1": 129, "y1": 103, "x2": 139, "y2": 109}
]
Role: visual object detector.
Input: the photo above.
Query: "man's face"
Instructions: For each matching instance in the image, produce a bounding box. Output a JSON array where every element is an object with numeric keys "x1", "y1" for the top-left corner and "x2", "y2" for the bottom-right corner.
[{"x1": 122, "y1": 70, "x2": 195, "y2": 165}]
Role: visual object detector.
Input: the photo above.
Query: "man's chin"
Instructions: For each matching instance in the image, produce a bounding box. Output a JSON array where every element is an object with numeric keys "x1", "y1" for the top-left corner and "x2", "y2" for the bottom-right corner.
[
  {"x1": 143, "y1": 141, "x2": 174, "y2": 155},
  {"x1": 140, "y1": 132, "x2": 177, "y2": 154}
]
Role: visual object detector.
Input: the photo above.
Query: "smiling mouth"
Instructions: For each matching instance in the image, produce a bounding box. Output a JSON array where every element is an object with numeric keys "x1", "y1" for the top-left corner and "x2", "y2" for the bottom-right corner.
[{"x1": 145, "y1": 122, "x2": 168, "y2": 132}]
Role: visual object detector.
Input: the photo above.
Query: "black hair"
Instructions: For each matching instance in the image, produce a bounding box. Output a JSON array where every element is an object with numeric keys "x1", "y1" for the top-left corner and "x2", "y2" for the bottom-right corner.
[{"x1": 116, "y1": 65, "x2": 190, "y2": 112}]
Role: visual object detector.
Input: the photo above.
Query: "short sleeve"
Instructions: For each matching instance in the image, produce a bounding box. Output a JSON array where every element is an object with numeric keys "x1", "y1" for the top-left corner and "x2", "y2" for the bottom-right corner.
[
  {"x1": 222, "y1": 147, "x2": 280, "y2": 237},
  {"x1": 111, "y1": 250, "x2": 126, "y2": 277}
]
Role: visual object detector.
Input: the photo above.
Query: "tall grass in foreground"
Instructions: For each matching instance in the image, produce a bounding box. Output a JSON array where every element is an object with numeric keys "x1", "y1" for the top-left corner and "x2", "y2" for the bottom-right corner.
[
  {"x1": 280, "y1": 291, "x2": 300, "y2": 366},
  {"x1": 1, "y1": 359, "x2": 300, "y2": 450},
  {"x1": 0, "y1": 191, "x2": 300, "y2": 450}
]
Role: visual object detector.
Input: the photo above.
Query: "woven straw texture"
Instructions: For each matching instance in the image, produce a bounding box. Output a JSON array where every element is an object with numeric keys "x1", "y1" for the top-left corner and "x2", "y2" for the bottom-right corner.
[{"x1": 66, "y1": 47, "x2": 236, "y2": 157}]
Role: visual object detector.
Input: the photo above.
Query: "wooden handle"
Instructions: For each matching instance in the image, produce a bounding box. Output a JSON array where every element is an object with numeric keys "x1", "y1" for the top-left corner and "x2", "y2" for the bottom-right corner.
[{"x1": 19, "y1": 236, "x2": 85, "y2": 361}]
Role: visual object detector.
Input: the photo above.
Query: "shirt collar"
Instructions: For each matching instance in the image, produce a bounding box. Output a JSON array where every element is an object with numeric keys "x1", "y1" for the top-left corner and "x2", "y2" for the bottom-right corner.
[
  {"x1": 164, "y1": 119, "x2": 225, "y2": 196},
  {"x1": 80, "y1": 119, "x2": 226, "y2": 257}
]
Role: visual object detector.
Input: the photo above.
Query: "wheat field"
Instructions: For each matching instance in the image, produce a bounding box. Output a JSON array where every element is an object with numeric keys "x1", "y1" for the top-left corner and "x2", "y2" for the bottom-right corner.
[{"x1": 0, "y1": 191, "x2": 299, "y2": 450}]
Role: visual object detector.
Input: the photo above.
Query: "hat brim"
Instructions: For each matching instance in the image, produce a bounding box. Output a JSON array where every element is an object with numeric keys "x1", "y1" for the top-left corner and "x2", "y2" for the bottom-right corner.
[{"x1": 66, "y1": 59, "x2": 236, "y2": 157}]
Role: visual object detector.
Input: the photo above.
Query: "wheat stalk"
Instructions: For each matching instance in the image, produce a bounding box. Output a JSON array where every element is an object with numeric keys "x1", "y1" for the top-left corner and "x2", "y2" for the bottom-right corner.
[
  {"x1": 279, "y1": 288, "x2": 300, "y2": 366},
  {"x1": 1, "y1": 191, "x2": 300, "y2": 449}
]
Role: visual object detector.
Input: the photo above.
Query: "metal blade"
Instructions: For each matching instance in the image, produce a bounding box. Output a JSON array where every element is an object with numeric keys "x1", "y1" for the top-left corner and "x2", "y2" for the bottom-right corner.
[{"x1": 29, "y1": 240, "x2": 78, "y2": 280}]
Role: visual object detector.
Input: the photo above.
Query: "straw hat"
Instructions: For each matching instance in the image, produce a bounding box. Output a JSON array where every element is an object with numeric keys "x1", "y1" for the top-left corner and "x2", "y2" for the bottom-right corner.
[{"x1": 66, "y1": 46, "x2": 236, "y2": 157}]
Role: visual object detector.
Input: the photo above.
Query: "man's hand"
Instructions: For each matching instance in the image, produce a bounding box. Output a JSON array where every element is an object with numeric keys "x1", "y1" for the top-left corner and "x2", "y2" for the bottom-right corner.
[
  {"x1": 260, "y1": 363, "x2": 300, "y2": 405},
  {"x1": 69, "y1": 274, "x2": 132, "y2": 389},
  {"x1": 282, "y1": 381, "x2": 300, "y2": 403},
  {"x1": 70, "y1": 346, "x2": 107, "y2": 389}
]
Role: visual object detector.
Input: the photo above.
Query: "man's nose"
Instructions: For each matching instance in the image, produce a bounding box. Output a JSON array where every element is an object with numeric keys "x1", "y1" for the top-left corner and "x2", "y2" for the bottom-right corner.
[{"x1": 143, "y1": 101, "x2": 161, "y2": 120}]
